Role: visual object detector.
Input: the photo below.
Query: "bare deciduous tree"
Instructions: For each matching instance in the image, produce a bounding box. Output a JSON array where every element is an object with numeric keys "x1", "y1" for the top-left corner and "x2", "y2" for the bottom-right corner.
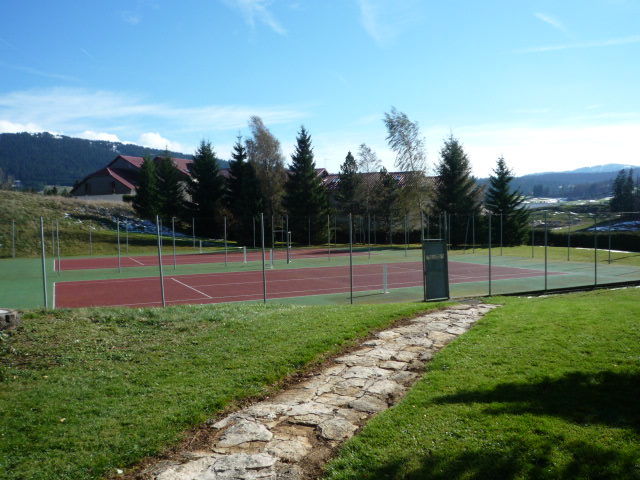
[{"x1": 356, "y1": 143, "x2": 382, "y2": 214}]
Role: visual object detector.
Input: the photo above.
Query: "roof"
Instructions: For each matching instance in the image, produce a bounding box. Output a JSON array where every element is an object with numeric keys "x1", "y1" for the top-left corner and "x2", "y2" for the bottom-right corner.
[
  {"x1": 322, "y1": 171, "x2": 429, "y2": 191},
  {"x1": 71, "y1": 166, "x2": 138, "y2": 194},
  {"x1": 153, "y1": 156, "x2": 194, "y2": 176},
  {"x1": 110, "y1": 155, "x2": 145, "y2": 168}
]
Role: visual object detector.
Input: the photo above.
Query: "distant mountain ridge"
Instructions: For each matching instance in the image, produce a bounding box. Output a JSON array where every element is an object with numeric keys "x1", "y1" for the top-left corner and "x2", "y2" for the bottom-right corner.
[
  {"x1": 0, "y1": 132, "x2": 229, "y2": 189},
  {"x1": 479, "y1": 163, "x2": 639, "y2": 199}
]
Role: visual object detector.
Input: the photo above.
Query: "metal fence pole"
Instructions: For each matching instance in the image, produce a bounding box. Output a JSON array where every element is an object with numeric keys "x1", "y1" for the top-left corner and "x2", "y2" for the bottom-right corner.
[
  {"x1": 56, "y1": 221, "x2": 61, "y2": 275},
  {"x1": 39, "y1": 217, "x2": 48, "y2": 308},
  {"x1": 567, "y1": 220, "x2": 571, "y2": 261},
  {"x1": 327, "y1": 214, "x2": 331, "y2": 260},
  {"x1": 383, "y1": 264, "x2": 388, "y2": 294},
  {"x1": 253, "y1": 216, "x2": 256, "y2": 249},
  {"x1": 172, "y1": 217, "x2": 177, "y2": 270},
  {"x1": 116, "y1": 219, "x2": 121, "y2": 273},
  {"x1": 500, "y1": 213, "x2": 503, "y2": 256},
  {"x1": 373, "y1": 214, "x2": 377, "y2": 244},
  {"x1": 544, "y1": 212, "x2": 548, "y2": 291},
  {"x1": 89, "y1": 228, "x2": 93, "y2": 256},
  {"x1": 192, "y1": 217, "x2": 196, "y2": 249},
  {"x1": 308, "y1": 215, "x2": 311, "y2": 247},
  {"x1": 286, "y1": 231, "x2": 291, "y2": 264},
  {"x1": 11, "y1": 220, "x2": 16, "y2": 258},
  {"x1": 608, "y1": 217, "x2": 612, "y2": 264},
  {"x1": 404, "y1": 213, "x2": 408, "y2": 257},
  {"x1": 349, "y1": 213, "x2": 353, "y2": 305},
  {"x1": 488, "y1": 213, "x2": 492, "y2": 296},
  {"x1": 261, "y1": 213, "x2": 266, "y2": 303},
  {"x1": 594, "y1": 214, "x2": 598, "y2": 286},
  {"x1": 156, "y1": 215, "x2": 166, "y2": 307},
  {"x1": 531, "y1": 220, "x2": 534, "y2": 258},
  {"x1": 224, "y1": 216, "x2": 228, "y2": 267},
  {"x1": 243, "y1": 246, "x2": 247, "y2": 264},
  {"x1": 472, "y1": 214, "x2": 475, "y2": 254},
  {"x1": 125, "y1": 221, "x2": 129, "y2": 254},
  {"x1": 51, "y1": 220, "x2": 55, "y2": 258}
]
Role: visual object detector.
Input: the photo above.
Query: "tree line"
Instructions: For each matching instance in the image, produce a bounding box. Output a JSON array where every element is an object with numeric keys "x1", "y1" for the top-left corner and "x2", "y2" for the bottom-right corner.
[{"x1": 133, "y1": 110, "x2": 531, "y2": 246}]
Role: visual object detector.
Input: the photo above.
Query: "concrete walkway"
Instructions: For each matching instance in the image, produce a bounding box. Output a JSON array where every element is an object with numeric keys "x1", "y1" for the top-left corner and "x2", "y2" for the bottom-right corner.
[{"x1": 150, "y1": 303, "x2": 498, "y2": 480}]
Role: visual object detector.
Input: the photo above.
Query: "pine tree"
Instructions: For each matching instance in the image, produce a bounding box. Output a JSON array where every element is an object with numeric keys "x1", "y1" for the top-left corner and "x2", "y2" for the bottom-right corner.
[
  {"x1": 336, "y1": 151, "x2": 361, "y2": 214},
  {"x1": 610, "y1": 169, "x2": 635, "y2": 212},
  {"x1": 485, "y1": 157, "x2": 530, "y2": 245},
  {"x1": 187, "y1": 141, "x2": 225, "y2": 236},
  {"x1": 433, "y1": 136, "x2": 481, "y2": 246},
  {"x1": 227, "y1": 137, "x2": 262, "y2": 242},
  {"x1": 283, "y1": 127, "x2": 328, "y2": 243},
  {"x1": 155, "y1": 154, "x2": 185, "y2": 222},
  {"x1": 132, "y1": 156, "x2": 160, "y2": 219},
  {"x1": 372, "y1": 167, "x2": 400, "y2": 242}
]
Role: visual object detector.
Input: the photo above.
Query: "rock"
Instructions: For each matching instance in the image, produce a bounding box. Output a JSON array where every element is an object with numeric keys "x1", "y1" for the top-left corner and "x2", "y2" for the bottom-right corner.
[
  {"x1": 213, "y1": 453, "x2": 276, "y2": 475},
  {"x1": 0, "y1": 308, "x2": 20, "y2": 331},
  {"x1": 391, "y1": 351, "x2": 418, "y2": 362},
  {"x1": 343, "y1": 366, "x2": 389, "y2": 379},
  {"x1": 318, "y1": 418, "x2": 357, "y2": 440},
  {"x1": 349, "y1": 395, "x2": 388, "y2": 413},
  {"x1": 367, "y1": 379, "x2": 404, "y2": 400},
  {"x1": 266, "y1": 434, "x2": 312, "y2": 462},
  {"x1": 217, "y1": 420, "x2": 273, "y2": 447},
  {"x1": 379, "y1": 360, "x2": 407, "y2": 370},
  {"x1": 446, "y1": 326, "x2": 467, "y2": 335}
]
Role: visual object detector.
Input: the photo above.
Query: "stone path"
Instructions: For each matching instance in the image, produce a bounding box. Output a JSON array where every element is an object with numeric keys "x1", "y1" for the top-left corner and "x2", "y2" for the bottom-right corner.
[{"x1": 150, "y1": 303, "x2": 498, "y2": 480}]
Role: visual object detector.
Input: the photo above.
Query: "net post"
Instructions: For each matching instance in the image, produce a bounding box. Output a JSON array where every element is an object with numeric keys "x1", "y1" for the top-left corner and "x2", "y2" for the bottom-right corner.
[
  {"x1": 39, "y1": 217, "x2": 48, "y2": 309},
  {"x1": 253, "y1": 216, "x2": 256, "y2": 249},
  {"x1": 349, "y1": 213, "x2": 353, "y2": 305},
  {"x1": 531, "y1": 220, "x2": 534, "y2": 258},
  {"x1": 172, "y1": 217, "x2": 177, "y2": 270},
  {"x1": 51, "y1": 220, "x2": 55, "y2": 257},
  {"x1": 243, "y1": 246, "x2": 247, "y2": 264},
  {"x1": 544, "y1": 211, "x2": 548, "y2": 291},
  {"x1": 11, "y1": 219, "x2": 15, "y2": 258},
  {"x1": 287, "y1": 231, "x2": 291, "y2": 264},
  {"x1": 125, "y1": 221, "x2": 129, "y2": 254},
  {"x1": 89, "y1": 227, "x2": 93, "y2": 256},
  {"x1": 56, "y1": 220, "x2": 61, "y2": 275},
  {"x1": 404, "y1": 213, "x2": 408, "y2": 257},
  {"x1": 199, "y1": 239, "x2": 202, "y2": 254},
  {"x1": 261, "y1": 213, "x2": 267, "y2": 303},
  {"x1": 327, "y1": 214, "x2": 331, "y2": 260},
  {"x1": 156, "y1": 215, "x2": 166, "y2": 307},
  {"x1": 224, "y1": 216, "x2": 228, "y2": 267},
  {"x1": 472, "y1": 214, "x2": 475, "y2": 254},
  {"x1": 116, "y1": 219, "x2": 121, "y2": 273},
  {"x1": 270, "y1": 248, "x2": 274, "y2": 269},
  {"x1": 488, "y1": 213, "x2": 492, "y2": 296},
  {"x1": 368, "y1": 212, "x2": 371, "y2": 261},
  {"x1": 308, "y1": 215, "x2": 311, "y2": 247}
]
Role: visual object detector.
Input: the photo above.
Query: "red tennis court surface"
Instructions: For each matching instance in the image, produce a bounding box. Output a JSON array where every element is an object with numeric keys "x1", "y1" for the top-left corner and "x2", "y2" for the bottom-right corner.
[
  {"x1": 56, "y1": 247, "x2": 363, "y2": 271},
  {"x1": 55, "y1": 261, "x2": 558, "y2": 308}
]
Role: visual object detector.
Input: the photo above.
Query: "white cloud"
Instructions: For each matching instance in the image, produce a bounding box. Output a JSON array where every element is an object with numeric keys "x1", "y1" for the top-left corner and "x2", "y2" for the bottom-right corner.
[
  {"x1": 518, "y1": 34, "x2": 640, "y2": 53},
  {"x1": 223, "y1": 0, "x2": 286, "y2": 35},
  {"x1": 138, "y1": 132, "x2": 188, "y2": 153},
  {"x1": 534, "y1": 13, "x2": 569, "y2": 35},
  {"x1": 356, "y1": 0, "x2": 420, "y2": 46},
  {"x1": 121, "y1": 11, "x2": 141, "y2": 25},
  {"x1": 0, "y1": 87, "x2": 307, "y2": 140},
  {"x1": 77, "y1": 130, "x2": 123, "y2": 142},
  {"x1": 0, "y1": 119, "x2": 43, "y2": 133}
]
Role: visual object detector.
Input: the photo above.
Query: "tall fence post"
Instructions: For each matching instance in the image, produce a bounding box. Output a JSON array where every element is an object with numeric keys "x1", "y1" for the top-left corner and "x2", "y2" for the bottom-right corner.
[
  {"x1": 261, "y1": 213, "x2": 267, "y2": 304},
  {"x1": 567, "y1": 220, "x2": 571, "y2": 261},
  {"x1": 308, "y1": 215, "x2": 311, "y2": 247},
  {"x1": 594, "y1": 214, "x2": 598, "y2": 286},
  {"x1": 11, "y1": 220, "x2": 16, "y2": 258},
  {"x1": 89, "y1": 228, "x2": 93, "y2": 256},
  {"x1": 253, "y1": 216, "x2": 256, "y2": 249},
  {"x1": 488, "y1": 213, "x2": 492, "y2": 296},
  {"x1": 125, "y1": 221, "x2": 129, "y2": 254},
  {"x1": 327, "y1": 214, "x2": 331, "y2": 260},
  {"x1": 608, "y1": 217, "x2": 612, "y2": 264},
  {"x1": 544, "y1": 211, "x2": 548, "y2": 291},
  {"x1": 404, "y1": 213, "x2": 408, "y2": 257},
  {"x1": 39, "y1": 217, "x2": 48, "y2": 309},
  {"x1": 192, "y1": 217, "x2": 196, "y2": 249},
  {"x1": 349, "y1": 213, "x2": 353, "y2": 305},
  {"x1": 224, "y1": 216, "x2": 228, "y2": 267},
  {"x1": 500, "y1": 213, "x2": 503, "y2": 256},
  {"x1": 531, "y1": 220, "x2": 534, "y2": 258},
  {"x1": 156, "y1": 215, "x2": 166, "y2": 307},
  {"x1": 56, "y1": 221, "x2": 61, "y2": 275},
  {"x1": 172, "y1": 217, "x2": 177, "y2": 270},
  {"x1": 116, "y1": 219, "x2": 121, "y2": 273},
  {"x1": 383, "y1": 264, "x2": 389, "y2": 294},
  {"x1": 472, "y1": 214, "x2": 475, "y2": 254}
]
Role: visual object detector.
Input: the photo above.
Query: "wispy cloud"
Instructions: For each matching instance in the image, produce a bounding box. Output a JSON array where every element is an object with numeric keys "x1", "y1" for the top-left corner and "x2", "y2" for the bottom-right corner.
[
  {"x1": 121, "y1": 11, "x2": 141, "y2": 25},
  {"x1": 534, "y1": 12, "x2": 569, "y2": 36},
  {"x1": 80, "y1": 48, "x2": 94, "y2": 60},
  {"x1": 222, "y1": 0, "x2": 286, "y2": 35},
  {"x1": 0, "y1": 61, "x2": 78, "y2": 82},
  {"x1": 356, "y1": 0, "x2": 420, "y2": 46},
  {"x1": 518, "y1": 34, "x2": 640, "y2": 53},
  {"x1": 0, "y1": 87, "x2": 307, "y2": 147}
]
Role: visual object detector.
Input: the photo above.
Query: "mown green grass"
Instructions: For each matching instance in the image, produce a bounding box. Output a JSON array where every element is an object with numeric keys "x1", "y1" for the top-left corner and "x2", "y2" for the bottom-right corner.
[
  {"x1": 0, "y1": 301, "x2": 444, "y2": 480},
  {"x1": 324, "y1": 288, "x2": 640, "y2": 479}
]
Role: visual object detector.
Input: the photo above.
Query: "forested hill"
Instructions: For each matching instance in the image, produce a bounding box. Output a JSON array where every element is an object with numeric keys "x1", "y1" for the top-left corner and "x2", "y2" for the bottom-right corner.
[{"x1": 0, "y1": 132, "x2": 227, "y2": 189}]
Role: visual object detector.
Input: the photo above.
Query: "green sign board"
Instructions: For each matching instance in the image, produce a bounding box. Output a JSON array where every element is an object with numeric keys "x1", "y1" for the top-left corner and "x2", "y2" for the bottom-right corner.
[{"x1": 423, "y1": 240, "x2": 450, "y2": 301}]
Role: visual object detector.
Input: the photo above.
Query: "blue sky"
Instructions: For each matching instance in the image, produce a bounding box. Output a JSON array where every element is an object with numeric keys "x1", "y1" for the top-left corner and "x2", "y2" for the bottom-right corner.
[{"x1": 1, "y1": 0, "x2": 639, "y2": 176}]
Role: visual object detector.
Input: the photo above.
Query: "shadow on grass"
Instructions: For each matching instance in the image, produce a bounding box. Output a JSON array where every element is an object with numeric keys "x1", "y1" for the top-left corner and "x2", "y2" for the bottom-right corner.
[
  {"x1": 364, "y1": 438, "x2": 640, "y2": 480},
  {"x1": 434, "y1": 371, "x2": 640, "y2": 434}
]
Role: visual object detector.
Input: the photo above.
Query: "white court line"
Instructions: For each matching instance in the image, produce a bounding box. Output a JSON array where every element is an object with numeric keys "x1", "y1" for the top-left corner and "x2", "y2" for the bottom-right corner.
[
  {"x1": 128, "y1": 257, "x2": 144, "y2": 265},
  {"x1": 171, "y1": 277, "x2": 212, "y2": 298}
]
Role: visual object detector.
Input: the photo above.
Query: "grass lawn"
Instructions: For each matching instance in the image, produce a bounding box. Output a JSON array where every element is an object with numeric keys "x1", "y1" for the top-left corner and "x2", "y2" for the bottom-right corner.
[
  {"x1": 0, "y1": 301, "x2": 444, "y2": 480},
  {"x1": 323, "y1": 288, "x2": 640, "y2": 480}
]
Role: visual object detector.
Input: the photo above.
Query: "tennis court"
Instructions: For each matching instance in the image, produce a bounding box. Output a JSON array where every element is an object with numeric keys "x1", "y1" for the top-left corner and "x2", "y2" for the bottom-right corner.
[{"x1": 54, "y1": 260, "x2": 559, "y2": 308}]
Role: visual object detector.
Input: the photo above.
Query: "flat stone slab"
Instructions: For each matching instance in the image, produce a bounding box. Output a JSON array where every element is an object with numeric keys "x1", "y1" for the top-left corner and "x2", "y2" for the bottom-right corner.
[{"x1": 151, "y1": 303, "x2": 498, "y2": 480}]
